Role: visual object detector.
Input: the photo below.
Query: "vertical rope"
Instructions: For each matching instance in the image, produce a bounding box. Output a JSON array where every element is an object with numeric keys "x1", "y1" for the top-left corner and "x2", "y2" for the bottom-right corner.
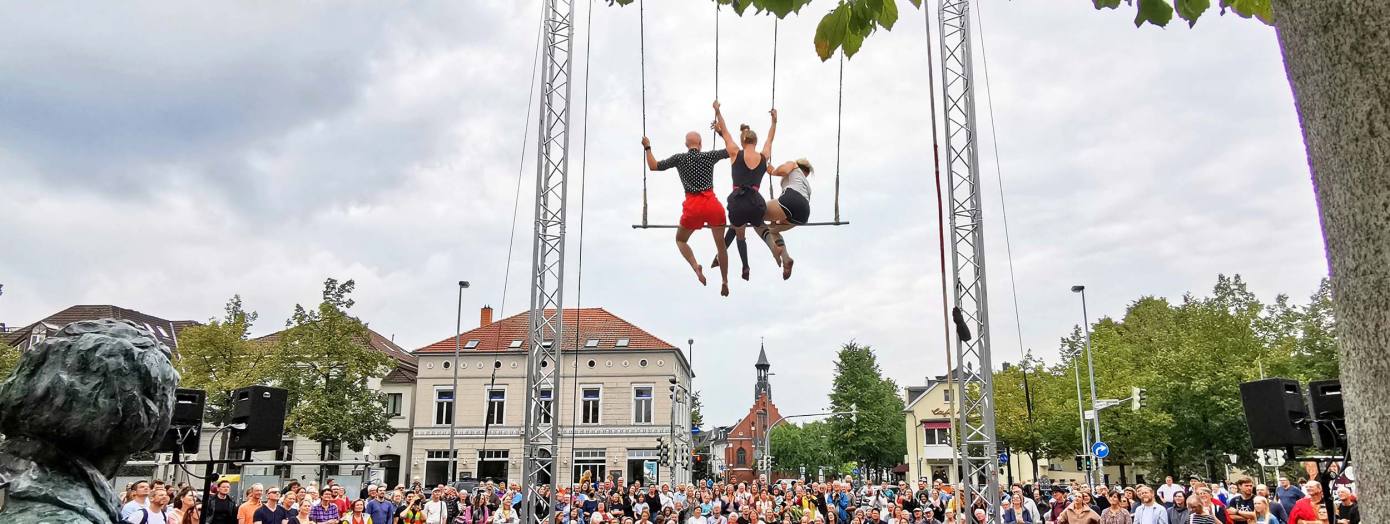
[
  {"x1": 767, "y1": 18, "x2": 779, "y2": 200},
  {"x1": 640, "y1": 0, "x2": 648, "y2": 227},
  {"x1": 834, "y1": 52, "x2": 844, "y2": 224},
  {"x1": 569, "y1": 0, "x2": 596, "y2": 481},
  {"x1": 712, "y1": 2, "x2": 720, "y2": 146}
]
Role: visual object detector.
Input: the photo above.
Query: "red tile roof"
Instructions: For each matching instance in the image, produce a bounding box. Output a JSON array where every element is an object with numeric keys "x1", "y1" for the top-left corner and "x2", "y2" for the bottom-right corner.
[{"x1": 415, "y1": 308, "x2": 676, "y2": 354}]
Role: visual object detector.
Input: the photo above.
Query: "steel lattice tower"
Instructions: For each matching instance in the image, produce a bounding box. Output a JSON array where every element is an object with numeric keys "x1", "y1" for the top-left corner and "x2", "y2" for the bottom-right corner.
[
  {"x1": 520, "y1": 0, "x2": 574, "y2": 523},
  {"x1": 939, "y1": 0, "x2": 1000, "y2": 521}
]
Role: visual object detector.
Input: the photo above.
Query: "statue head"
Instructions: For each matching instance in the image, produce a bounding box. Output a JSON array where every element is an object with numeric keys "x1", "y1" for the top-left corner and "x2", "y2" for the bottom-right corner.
[{"x1": 0, "y1": 319, "x2": 179, "y2": 475}]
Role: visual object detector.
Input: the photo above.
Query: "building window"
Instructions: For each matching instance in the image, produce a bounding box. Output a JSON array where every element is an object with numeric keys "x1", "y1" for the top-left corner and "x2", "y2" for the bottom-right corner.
[
  {"x1": 943, "y1": 389, "x2": 952, "y2": 402},
  {"x1": 508, "y1": 340, "x2": 523, "y2": 348},
  {"x1": 925, "y1": 427, "x2": 951, "y2": 446},
  {"x1": 464, "y1": 339, "x2": 480, "y2": 349},
  {"x1": 615, "y1": 338, "x2": 630, "y2": 348},
  {"x1": 425, "y1": 450, "x2": 458, "y2": 486},
  {"x1": 275, "y1": 439, "x2": 295, "y2": 478},
  {"x1": 435, "y1": 388, "x2": 454, "y2": 425},
  {"x1": 585, "y1": 338, "x2": 600, "y2": 348},
  {"x1": 385, "y1": 393, "x2": 403, "y2": 418},
  {"x1": 539, "y1": 389, "x2": 553, "y2": 424},
  {"x1": 736, "y1": 448, "x2": 747, "y2": 466},
  {"x1": 29, "y1": 328, "x2": 46, "y2": 348},
  {"x1": 582, "y1": 387, "x2": 601, "y2": 424},
  {"x1": 633, "y1": 386, "x2": 653, "y2": 424},
  {"x1": 486, "y1": 388, "x2": 506, "y2": 425},
  {"x1": 321, "y1": 440, "x2": 342, "y2": 476},
  {"x1": 478, "y1": 449, "x2": 510, "y2": 483}
]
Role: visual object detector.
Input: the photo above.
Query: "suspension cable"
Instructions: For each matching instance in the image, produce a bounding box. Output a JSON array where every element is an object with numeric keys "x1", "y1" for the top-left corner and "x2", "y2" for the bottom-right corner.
[
  {"x1": 569, "y1": 0, "x2": 597, "y2": 476},
  {"x1": 639, "y1": 0, "x2": 649, "y2": 227},
  {"x1": 974, "y1": 1, "x2": 1029, "y2": 365},
  {"x1": 767, "y1": 19, "x2": 779, "y2": 200},
  {"x1": 834, "y1": 52, "x2": 844, "y2": 224},
  {"x1": 923, "y1": 0, "x2": 959, "y2": 484},
  {"x1": 712, "y1": 2, "x2": 719, "y2": 145},
  {"x1": 494, "y1": 5, "x2": 546, "y2": 356}
]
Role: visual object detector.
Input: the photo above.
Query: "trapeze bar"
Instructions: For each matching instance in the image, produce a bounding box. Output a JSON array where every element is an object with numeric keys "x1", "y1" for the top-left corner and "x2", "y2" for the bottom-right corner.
[{"x1": 631, "y1": 221, "x2": 850, "y2": 229}]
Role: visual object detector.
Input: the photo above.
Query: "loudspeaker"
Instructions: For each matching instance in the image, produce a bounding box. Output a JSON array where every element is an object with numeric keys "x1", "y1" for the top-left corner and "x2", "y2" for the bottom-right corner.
[
  {"x1": 1307, "y1": 379, "x2": 1346, "y2": 449},
  {"x1": 155, "y1": 388, "x2": 207, "y2": 453},
  {"x1": 1239, "y1": 378, "x2": 1313, "y2": 449},
  {"x1": 227, "y1": 385, "x2": 288, "y2": 452}
]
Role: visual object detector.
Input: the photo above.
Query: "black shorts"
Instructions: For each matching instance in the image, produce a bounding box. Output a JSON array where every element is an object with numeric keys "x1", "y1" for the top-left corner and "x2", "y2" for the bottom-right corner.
[
  {"x1": 777, "y1": 189, "x2": 810, "y2": 225},
  {"x1": 726, "y1": 187, "x2": 767, "y2": 227}
]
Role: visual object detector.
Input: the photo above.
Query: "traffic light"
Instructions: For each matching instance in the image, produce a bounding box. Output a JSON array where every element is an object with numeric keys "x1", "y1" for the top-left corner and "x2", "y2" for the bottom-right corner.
[
  {"x1": 1131, "y1": 387, "x2": 1147, "y2": 411},
  {"x1": 657, "y1": 438, "x2": 669, "y2": 464},
  {"x1": 1074, "y1": 454, "x2": 1093, "y2": 471}
]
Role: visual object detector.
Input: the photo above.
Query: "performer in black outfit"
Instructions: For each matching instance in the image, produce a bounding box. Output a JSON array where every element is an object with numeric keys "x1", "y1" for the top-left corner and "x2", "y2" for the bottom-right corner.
[{"x1": 711, "y1": 107, "x2": 777, "y2": 280}]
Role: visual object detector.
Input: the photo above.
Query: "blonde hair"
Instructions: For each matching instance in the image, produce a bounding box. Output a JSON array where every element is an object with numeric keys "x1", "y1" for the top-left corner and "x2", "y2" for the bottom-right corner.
[
  {"x1": 794, "y1": 158, "x2": 814, "y2": 176},
  {"x1": 739, "y1": 124, "x2": 757, "y2": 145}
]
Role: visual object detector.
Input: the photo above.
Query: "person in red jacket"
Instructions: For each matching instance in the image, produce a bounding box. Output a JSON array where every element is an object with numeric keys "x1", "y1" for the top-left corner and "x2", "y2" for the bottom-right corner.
[{"x1": 1286, "y1": 481, "x2": 1326, "y2": 524}]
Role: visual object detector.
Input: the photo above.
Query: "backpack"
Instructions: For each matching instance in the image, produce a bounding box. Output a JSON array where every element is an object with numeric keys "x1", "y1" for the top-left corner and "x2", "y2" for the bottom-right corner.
[{"x1": 137, "y1": 508, "x2": 170, "y2": 524}]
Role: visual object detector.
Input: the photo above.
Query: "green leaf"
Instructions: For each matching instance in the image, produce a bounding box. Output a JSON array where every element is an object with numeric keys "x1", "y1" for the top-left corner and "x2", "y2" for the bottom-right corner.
[
  {"x1": 732, "y1": 0, "x2": 753, "y2": 16},
  {"x1": 842, "y1": 29, "x2": 865, "y2": 58},
  {"x1": 907, "y1": 0, "x2": 922, "y2": 8},
  {"x1": 762, "y1": 0, "x2": 797, "y2": 18},
  {"x1": 1134, "y1": 0, "x2": 1174, "y2": 27},
  {"x1": 1093, "y1": 0, "x2": 1123, "y2": 8},
  {"x1": 1175, "y1": 0, "x2": 1210, "y2": 27},
  {"x1": 813, "y1": 3, "x2": 850, "y2": 61},
  {"x1": 878, "y1": 0, "x2": 899, "y2": 30},
  {"x1": 1220, "y1": 0, "x2": 1272, "y2": 24}
]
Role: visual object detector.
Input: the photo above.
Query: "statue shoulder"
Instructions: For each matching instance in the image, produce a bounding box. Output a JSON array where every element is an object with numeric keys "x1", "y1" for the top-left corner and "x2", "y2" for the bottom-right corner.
[{"x1": 0, "y1": 493, "x2": 109, "y2": 524}]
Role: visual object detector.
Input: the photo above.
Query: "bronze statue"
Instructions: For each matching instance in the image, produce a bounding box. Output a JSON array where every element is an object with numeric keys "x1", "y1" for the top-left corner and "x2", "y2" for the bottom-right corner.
[{"x1": 0, "y1": 319, "x2": 179, "y2": 523}]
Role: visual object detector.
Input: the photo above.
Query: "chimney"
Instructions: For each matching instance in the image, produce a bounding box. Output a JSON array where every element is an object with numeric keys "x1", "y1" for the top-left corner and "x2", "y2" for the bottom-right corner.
[{"x1": 480, "y1": 305, "x2": 494, "y2": 327}]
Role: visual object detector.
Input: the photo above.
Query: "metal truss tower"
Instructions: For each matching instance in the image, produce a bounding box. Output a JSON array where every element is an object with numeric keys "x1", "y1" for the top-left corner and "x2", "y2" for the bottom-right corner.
[
  {"x1": 521, "y1": 0, "x2": 574, "y2": 523},
  {"x1": 939, "y1": 0, "x2": 1000, "y2": 521}
]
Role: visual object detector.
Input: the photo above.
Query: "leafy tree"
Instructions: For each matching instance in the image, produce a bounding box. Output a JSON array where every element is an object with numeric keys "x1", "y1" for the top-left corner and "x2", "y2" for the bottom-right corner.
[
  {"x1": 690, "y1": 389, "x2": 705, "y2": 428},
  {"x1": 770, "y1": 420, "x2": 847, "y2": 479},
  {"x1": 0, "y1": 343, "x2": 19, "y2": 380},
  {"x1": 826, "y1": 342, "x2": 906, "y2": 475},
  {"x1": 271, "y1": 278, "x2": 395, "y2": 451},
  {"x1": 176, "y1": 295, "x2": 274, "y2": 424}
]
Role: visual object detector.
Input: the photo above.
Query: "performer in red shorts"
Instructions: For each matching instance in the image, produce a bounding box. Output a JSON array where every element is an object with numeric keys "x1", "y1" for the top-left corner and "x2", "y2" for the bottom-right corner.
[{"x1": 643, "y1": 100, "x2": 734, "y2": 296}]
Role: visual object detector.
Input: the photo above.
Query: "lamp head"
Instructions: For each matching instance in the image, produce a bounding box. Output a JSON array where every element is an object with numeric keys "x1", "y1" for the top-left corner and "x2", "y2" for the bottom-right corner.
[
  {"x1": 1070, "y1": 285, "x2": 1084, "y2": 293},
  {"x1": 460, "y1": 281, "x2": 471, "y2": 288}
]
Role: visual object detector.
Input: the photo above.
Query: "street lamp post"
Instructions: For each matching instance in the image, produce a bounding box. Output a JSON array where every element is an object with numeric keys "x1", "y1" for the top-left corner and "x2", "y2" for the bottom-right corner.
[
  {"x1": 1072, "y1": 284, "x2": 1102, "y2": 485},
  {"x1": 1070, "y1": 345, "x2": 1092, "y2": 486},
  {"x1": 449, "y1": 280, "x2": 470, "y2": 482},
  {"x1": 687, "y1": 338, "x2": 695, "y2": 377}
]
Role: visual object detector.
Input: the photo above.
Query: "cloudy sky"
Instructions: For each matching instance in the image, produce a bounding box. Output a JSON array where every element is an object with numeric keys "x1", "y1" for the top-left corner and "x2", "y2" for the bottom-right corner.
[{"x1": 0, "y1": 1, "x2": 1327, "y2": 425}]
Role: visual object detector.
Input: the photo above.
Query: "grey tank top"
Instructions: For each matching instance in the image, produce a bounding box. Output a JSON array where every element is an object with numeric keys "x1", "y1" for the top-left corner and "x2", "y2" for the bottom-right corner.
[{"x1": 780, "y1": 168, "x2": 811, "y2": 201}]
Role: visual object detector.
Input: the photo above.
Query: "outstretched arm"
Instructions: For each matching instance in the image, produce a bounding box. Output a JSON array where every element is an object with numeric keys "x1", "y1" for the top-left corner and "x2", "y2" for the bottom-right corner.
[
  {"x1": 642, "y1": 137, "x2": 659, "y2": 171},
  {"x1": 761, "y1": 108, "x2": 777, "y2": 159},
  {"x1": 713, "y1": 100, "x2": 738, "y2": 159}
]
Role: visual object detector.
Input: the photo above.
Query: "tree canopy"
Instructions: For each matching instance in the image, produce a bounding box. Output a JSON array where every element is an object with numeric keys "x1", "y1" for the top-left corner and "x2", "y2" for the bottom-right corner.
[
  {"x1": 993, "y1": 275, "x2": 1338, "y2": 480},
  {"x1": 608, "y1": 0, "x2": 1272, "y2": 61},
  {"x1": 827, "y1": 341, "x2": 907, "y2": 473},
  {"x1": 175, "y1": 295, "x2": 274, "y2": 425}
]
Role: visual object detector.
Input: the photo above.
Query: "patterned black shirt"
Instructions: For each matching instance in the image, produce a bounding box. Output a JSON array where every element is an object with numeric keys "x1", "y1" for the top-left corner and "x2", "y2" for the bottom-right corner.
[{"x1": 655, "y1": 148, "x2": 730, "y2": 194}]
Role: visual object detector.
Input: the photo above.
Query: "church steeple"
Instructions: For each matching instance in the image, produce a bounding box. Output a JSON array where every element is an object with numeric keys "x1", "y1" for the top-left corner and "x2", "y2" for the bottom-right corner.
[{"x1": 754, "y1": 339, "x2": 772, "y2": 401}]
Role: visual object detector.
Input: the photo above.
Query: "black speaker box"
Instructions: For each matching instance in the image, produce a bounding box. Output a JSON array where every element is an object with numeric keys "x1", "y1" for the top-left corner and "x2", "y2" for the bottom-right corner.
[
  {"x1": 155, "y1": 388, "x2": 207, "y2": 453},
  {"x1": 227, "y1": 385, "x2": 288, "y2": 452},
  {"x1": 1239, "y1": 378, "x2": 1313, "y2": 449},
  {"x1": 1307, "y1": 379, "x2": 1346, "y2": 449}
]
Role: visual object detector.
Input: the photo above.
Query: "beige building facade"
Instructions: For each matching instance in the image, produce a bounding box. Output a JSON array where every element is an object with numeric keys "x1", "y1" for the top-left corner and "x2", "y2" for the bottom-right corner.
[{"x1": 410, "y1": 307, "x2": 694, "y2": 488}]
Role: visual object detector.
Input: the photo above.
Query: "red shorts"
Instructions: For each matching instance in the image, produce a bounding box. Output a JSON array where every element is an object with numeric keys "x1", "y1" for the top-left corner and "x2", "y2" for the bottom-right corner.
[{"x1": 680, "y1": 190, "x2": 727, "y2": 230}]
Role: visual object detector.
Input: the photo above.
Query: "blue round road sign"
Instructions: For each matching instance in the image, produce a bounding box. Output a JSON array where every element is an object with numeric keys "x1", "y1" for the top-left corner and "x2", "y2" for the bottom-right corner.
[
  {"x1": 998, "y1": 453, "x2": 1009, "y2": 465},
  {"x1": 1091, "y1": 441, "x2": 1110, "y2": 459}
]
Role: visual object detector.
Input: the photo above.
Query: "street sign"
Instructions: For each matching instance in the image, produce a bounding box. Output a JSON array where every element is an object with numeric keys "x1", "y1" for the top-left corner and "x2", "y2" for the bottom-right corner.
[
  {"x1": 1091, "y1": 441, "x2": 1110, "y2": 459},
  {"x1": 852, "y1": 467, "x2": 861, "y2": 475},
  {"x1": 998, "y1": 453, "x2": 1009, "y2": 465},
  {"x1": 1084, "y1": 409, "x2": 1096, "y2": 421},
  {"x1": 692, "y1": 426, "x2": 702, "y2": 435},
  {"x1": 1257, "y1": 449, "x2": 1287, "y2": 468}
]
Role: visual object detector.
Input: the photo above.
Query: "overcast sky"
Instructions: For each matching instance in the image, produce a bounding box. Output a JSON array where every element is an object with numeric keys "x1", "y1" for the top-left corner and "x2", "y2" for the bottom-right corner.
[{"x1": 0, "y1": 1, "x2": 1327, "y2": 427}]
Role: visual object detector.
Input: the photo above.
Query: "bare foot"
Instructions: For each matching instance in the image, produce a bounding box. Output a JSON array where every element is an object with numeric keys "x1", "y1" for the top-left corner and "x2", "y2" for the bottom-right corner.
[
  {"x1": 694, "y1": 265, "x2": 707, "y2": 286},
  {"x1": 721, "y1": 282, "x2": 730, "y2": 297},
  {"x1": 742, "y1": 266, "x2": 750, "y2": 281},
  {"x1": 782, "y1": 257, "x2": 794, "y2": 280}
]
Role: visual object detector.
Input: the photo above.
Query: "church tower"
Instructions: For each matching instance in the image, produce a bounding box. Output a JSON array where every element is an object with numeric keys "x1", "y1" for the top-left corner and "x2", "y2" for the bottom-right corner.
[{"x1": 754, "y1": 340, "x2": 772, "y2": 401}]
